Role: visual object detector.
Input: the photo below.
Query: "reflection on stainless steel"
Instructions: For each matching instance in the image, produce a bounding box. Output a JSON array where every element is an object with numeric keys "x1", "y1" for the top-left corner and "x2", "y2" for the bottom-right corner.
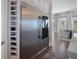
[{"x1": 20, "y1": 2, "x2": 49, "y2": 59}]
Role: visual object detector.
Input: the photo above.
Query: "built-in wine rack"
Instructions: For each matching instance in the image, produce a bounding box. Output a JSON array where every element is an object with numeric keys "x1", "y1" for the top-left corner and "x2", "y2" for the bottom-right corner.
[{"x1": 8, "y1": 0, "x2": 20, "y2": 59}]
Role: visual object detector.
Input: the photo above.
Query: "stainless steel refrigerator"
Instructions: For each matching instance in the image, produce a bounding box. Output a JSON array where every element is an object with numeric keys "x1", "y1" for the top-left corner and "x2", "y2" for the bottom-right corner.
[{"x1": 20, "y1": 2, "x2": 49, "y2": 59}]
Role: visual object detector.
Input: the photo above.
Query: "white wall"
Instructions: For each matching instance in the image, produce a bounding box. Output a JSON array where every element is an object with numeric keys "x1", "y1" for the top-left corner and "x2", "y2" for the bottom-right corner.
[
  {"x1": 1, "y1": 0, "x2": 8, "y2": 59},
  {"x1": 52, "y1": 0, "x2": 77, "y2": 14}
]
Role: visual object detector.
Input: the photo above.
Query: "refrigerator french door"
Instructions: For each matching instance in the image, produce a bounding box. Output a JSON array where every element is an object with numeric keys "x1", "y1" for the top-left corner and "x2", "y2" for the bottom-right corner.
[{"x1": 8, "y1": 0, "x2": 49, "y2": 59}]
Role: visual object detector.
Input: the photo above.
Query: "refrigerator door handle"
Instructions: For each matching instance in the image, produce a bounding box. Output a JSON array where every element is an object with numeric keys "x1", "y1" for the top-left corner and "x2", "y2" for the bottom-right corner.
[{"x1": 38, "y1": 35, "x2": 42, "y2": 39}]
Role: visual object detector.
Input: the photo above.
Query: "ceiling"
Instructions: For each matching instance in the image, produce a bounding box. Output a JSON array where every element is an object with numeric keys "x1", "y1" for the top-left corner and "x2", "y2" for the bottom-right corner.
[
  {"x1": 52, "y1": 0, "x2": 77, "y2": 14},
  {"x1": 22, "y1": 0, "x2": 77, "y2": 14}
]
